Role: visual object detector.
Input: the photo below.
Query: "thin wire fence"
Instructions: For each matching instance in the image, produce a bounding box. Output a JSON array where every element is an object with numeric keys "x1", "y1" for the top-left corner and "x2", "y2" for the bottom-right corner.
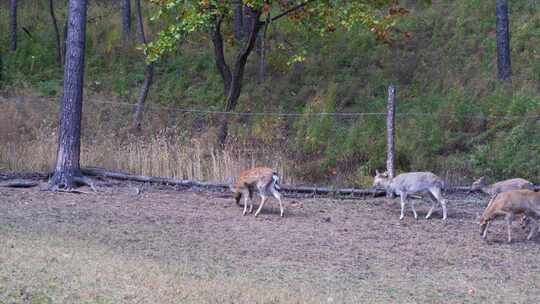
[
  {"x1": 73, "y1": 97, "x2": 540, "y2": 120},
  {"x1": 0, "y1": 96, "x2": 538, "y2": 188}
]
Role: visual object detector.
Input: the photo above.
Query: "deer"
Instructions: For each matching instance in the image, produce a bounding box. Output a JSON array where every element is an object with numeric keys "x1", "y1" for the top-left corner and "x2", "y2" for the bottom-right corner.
[
  {"x1": 230, "y1": 167, "x2": 284, "y2": 217},
  {"x1": 479, "y1": 190, "x2": 540, "y2": 243},
  {"x1": 373, "y1": 170, "x2": 448, "y2": 220},
  {"x1": 470, "y1": 177, "x2": 534, "y2": 197}
]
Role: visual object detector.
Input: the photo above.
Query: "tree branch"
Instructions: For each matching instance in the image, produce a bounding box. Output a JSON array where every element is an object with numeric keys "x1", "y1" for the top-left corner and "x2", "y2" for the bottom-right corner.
[
  {"x1": 210, "y1": 16, "x2": 232, "y2": 95},
  {"x1": 269, "y1": 0, "x2": 318, "y2": 23},
  {"x1": 224, "y1": 6, "x2": 262, "y2": 111}
]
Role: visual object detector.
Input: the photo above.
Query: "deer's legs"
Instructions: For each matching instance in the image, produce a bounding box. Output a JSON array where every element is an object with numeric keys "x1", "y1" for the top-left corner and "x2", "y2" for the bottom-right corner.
[
  {"x1": 525, "y1": 210, "x2": 540, "y2": 240},
  {"x1": 482, "y1": 221, "x2": 491, "y2": 239},
  {"x1": 426, "y1": 192, "x2": 437, "y2": 219},
  {"x1": 248, "y1": 187, "x2": 254, "y2": 213},
  {"x1": 242, "y1": 190, "x2": 251, "y2": 216},
  {"x1": 527, "y1": 219, "x2": 538, "y2": 240},
  {"x1": 505, "y1": 213, "x2": 515, "y2": 243},
  {"x1": 410, "y1": 198, "x2": 418, "y2": 220},
  {"x1": 270, "y1": 187, "x2": 284, "y2": 217},
  {"x1": 429, "y1": 187, "x2": 447, "y2": 220},
  {"x1": 399, "y1": 192, "x2": 407, "y2": 220},
  {"x1": 255, "y1": 195, "x2": 267, "y2": 217}
]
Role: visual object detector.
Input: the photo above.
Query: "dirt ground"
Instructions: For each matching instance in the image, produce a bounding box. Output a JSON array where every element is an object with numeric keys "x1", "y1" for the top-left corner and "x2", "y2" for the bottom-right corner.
[{"x1": 1, "y1": 179, "x2": 540, "y2": 303}]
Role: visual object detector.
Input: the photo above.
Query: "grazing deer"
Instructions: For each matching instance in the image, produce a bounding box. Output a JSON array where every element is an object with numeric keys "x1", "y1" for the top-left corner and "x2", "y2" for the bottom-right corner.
[
  {"x1": 373, "y1": 170, "x2": 448, "y2": 220},
  {"x1": 479, "y1": 190, "x2": 540, "y2": 243},
  {"x1": 230, "y1": 167, "x2": 284, "y2": 217},
  {"x1": 470, "y1": 177, "x2": 534, "y2": 197}
]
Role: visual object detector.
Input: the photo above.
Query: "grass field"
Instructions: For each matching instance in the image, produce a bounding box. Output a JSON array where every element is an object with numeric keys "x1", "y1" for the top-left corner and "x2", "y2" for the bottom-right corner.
[{"x1": 1, "y1": 179, "x2": 540, "y2": 303}]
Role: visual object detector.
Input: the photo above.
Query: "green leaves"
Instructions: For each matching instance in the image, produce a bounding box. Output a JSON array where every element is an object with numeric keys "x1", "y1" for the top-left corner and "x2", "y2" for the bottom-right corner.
[{"x1": 145, "y1": 0, "x2": 408, "y2": 62}]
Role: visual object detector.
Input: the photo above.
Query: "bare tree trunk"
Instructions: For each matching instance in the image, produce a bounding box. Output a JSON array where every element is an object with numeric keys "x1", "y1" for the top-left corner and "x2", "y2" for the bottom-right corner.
[
  {"x1": 496, "y1": 0, "x2": 512, "y2": 81},
  {"x1": 210, "y1": 17, "x2": 232, "y2": 95},
  {"x1": 131, "y1": 0, "x2": 154, "y2": 131},
  {"x1": 10, "y1": 0, "x2": 17, "y2": 51},
  {"x1": 243, "y1": 4, "x2": 253, "y2": 39},
  {"x1": 0, "y1": 52, "x2": 3, "y2": 82},
  {"x1": 258, "y1": 14, "x2": 271, "y2": 83},
  {"x1": 233, "y1": 0, "x2": 243, "y2": 42},
  {"x1": 133, "y1": 64, "x2": 154, "y2": 130},
  {"x1": 49, "y1": 0, "x2": 63, "y2": 64},
  {"x1": 386, "y1": 85, "x2": 396, "y2": 179},
  {"x1": 63, "y1": 17, "x2": 68, "y2": 66},
  {"x1": 209, "y1": 1, "x2": 316, "y2": 145},
  {"x1": 217, "y1": 7, "x2": 263, "y2": 145},
  {"x1": 122, "y1": 0, "x2": 131, "y2": 41},
  {"x1": 49, "y1": 0, "x2": 89, "y2": 190}
]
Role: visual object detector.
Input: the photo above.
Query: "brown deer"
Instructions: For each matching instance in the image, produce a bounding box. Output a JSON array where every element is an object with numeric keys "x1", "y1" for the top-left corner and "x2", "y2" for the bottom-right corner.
[
  {"x1": 230, "y1": 167, "x2": 284, "y2": 217},
  {"x1": 479, "y1": 190, "x2": 540, "y2": 243}
]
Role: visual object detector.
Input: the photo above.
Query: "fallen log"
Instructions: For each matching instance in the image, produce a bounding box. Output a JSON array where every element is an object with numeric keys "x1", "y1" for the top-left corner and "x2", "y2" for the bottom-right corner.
[
  {"x1": 0, "y1": 180, "x2": 39, "y2": 188},
  {"x1": 80, "y1": 167, "x2": 540, "y2": 198},
  {"x1": 81, "y1": 167, "x2": 387, "y2": 198},
  {"x1": 81, "y1": 167, "x2": 230, "y2": 189}
]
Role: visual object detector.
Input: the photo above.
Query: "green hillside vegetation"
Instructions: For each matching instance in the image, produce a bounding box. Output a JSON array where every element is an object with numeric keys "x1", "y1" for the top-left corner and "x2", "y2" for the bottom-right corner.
[{"x1": 0, "y1": 0, "x2": 538, "y2": 185}]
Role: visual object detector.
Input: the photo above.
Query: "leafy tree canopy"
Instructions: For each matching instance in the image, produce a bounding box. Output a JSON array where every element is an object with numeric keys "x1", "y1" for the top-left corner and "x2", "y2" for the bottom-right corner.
[{"x1": 145, "y1": 0, "x2": 409, "y2": 62}]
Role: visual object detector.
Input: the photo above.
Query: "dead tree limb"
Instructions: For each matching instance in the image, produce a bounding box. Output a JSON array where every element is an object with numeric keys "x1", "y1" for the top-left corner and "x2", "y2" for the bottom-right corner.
[
  {"x1": 81, "y1": 167, "x2": 387, "y2": 198},
  {"x1": 0, "y1": 180, "x2": 39, "y2": 188}
]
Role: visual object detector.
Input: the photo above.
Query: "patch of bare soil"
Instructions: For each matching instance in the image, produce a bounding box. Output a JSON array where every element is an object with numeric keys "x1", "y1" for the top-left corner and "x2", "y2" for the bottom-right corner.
[{"x1": 1, "y1": 182, "x2": 540, "y2": 303}]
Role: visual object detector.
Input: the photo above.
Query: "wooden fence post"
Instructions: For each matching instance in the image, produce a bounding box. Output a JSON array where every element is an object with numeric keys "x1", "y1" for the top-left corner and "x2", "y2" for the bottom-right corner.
[{"x1": 386, "y1": 85, "x2": 396, "y2": 179}]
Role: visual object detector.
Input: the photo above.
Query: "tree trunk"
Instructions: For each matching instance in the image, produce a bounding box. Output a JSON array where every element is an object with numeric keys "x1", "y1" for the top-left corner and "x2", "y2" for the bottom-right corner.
[
  {"x1": 122, "y1": 0, "x2": 131, "y2": 41},
  {"x1": 49, "y1": 0, "x2": 88, "y2": 190},
  {"x1": 258, "y1": 13, "x2": 271, "y2": 83},
  {"x1": 49, "y1": 0, "x2": 63, "y2": 64},
  {"x1": 243, "y1": 4, "x2": 253, "y2": 39},
  {"x1": 135, "y1": 0, "x2": 145, "y2": 43},
  {"x1": 210, "y1": 17, "x2": 232, "y2": 95},
  {"x1": 233, "y1": 0, "x2": 243, "y2": 42},
  {"x1": 0, "y1": 52, "x2": 2, "y2": 82},
  {"x1": 131, "y1": 0, "x2": 154, "y2": 132},
  {"x1": 217, "y1": 7, "x2": 263, "y2": 145},
  {"x1": 133, "y1": 63, "x2": 154, "y2": 131},
  {"x1": 63, "y1": 17, "x2": 68, "y2": 66},
  {"x1": 10, "y1": 0, "x2": 17, "y2": 51},
  {"x1": 496, "y1": 0, "x2": 512, "y2": 81},
  {"x1": 386, "y1": 85, "x2": 396, "y2": 179}
]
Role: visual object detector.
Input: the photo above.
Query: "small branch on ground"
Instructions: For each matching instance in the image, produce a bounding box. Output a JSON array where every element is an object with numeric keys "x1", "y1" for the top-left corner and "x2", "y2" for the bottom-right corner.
[
  {"x1": 0, "y1": 180, "x2": 39, "y2": 188},
  {"x1": 54, "y1": 188, "x2": 94, "y2": 194}
]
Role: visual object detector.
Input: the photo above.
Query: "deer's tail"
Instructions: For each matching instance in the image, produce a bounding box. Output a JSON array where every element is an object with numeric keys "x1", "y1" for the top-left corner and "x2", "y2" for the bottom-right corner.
[{"x1": 272, "y1": 172, "x2": 281, "y2": 191}]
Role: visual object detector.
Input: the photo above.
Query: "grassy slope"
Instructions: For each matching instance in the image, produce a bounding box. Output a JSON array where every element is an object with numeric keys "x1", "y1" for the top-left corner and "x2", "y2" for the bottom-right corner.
[{"x1": 0, "y1": 0, "x2": 538, "y2": 183}]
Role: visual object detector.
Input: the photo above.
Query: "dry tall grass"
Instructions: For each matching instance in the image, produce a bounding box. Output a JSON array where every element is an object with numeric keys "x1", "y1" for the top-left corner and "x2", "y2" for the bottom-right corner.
[
  {"x1": 0, "y1": 96, "x2": 481, "y2": 187},
  {"x1": 0, "y1": 96, "x2": 294, "y2": 185}
]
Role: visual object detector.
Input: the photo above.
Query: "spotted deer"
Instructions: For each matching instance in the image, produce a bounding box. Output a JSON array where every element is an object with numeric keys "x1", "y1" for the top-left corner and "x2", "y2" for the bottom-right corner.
[
  {"x1": 230, "y1": 167, "x2": 284, "y2": 217},
  {"x1": 479, "y1": 190, "x2": 540, "y2": 243},
  {"x1": 373, "y1": 170, "x2": 448, "y2": 220}
]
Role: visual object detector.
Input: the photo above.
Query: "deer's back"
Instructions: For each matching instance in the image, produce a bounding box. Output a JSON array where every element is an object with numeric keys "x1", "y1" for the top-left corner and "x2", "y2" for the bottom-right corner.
[
  {"x1": 490, "y1": 178, "x2": 534, "y2": 194},
  {"x1": 392, "y1": 172, "x2": 444, "y2": 193},
  {"x1": 234, "y1": 167, "x2": 274, "y2": 188},
  {"x1": 490, "y1": 190, "x2": 540, "y2": 213}
]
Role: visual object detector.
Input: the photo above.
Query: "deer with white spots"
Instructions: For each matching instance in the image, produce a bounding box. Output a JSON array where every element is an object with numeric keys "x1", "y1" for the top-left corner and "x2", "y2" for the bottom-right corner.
[{"x1": 230, "y1": 167, "x2": 284, "y2": 217}]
